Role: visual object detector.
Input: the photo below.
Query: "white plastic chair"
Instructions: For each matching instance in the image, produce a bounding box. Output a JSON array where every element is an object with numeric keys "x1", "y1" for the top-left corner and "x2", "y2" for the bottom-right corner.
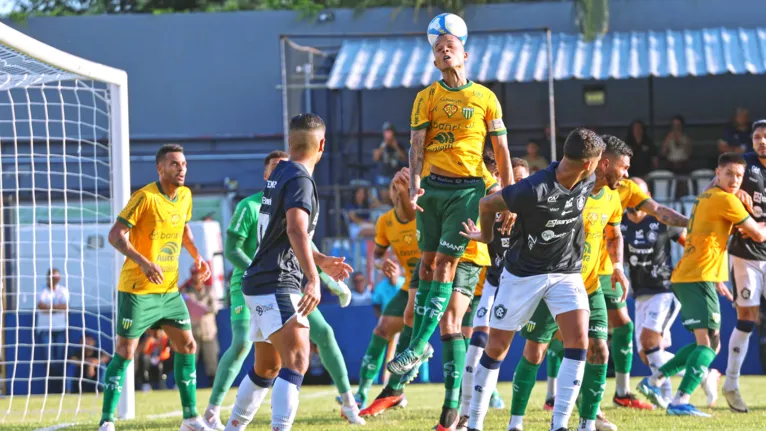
[
  {"x1": 689, "y1": 169, "x2": 715, "y2": 196},
  {"x1": 645, "y1": 170, "x2": 677, "y2": 203}
]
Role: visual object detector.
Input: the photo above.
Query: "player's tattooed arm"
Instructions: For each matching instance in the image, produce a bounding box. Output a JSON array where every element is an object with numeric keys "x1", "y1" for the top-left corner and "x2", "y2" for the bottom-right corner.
[
  {"x1": 408, "y1": 129, "x2": 427, "y2": 211},
  {"x1": 640, "y1": 199, "x2": 689, "y2": 227}
]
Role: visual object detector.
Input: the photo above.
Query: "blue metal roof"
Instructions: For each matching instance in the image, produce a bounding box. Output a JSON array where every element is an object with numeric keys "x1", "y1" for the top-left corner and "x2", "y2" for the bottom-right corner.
[{"x1": 327, "y1": 27, "x2": 766, "y2": 90}]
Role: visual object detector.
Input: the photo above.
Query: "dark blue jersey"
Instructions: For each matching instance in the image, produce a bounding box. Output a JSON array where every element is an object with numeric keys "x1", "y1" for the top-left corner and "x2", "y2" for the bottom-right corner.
[
  {"x1": 621, "y1": 214, "x2": 683, "y2": 297},
  {"x1": 242, "y1": 161, "x2": 319, "y2": 296},
  {"x1": 728, "y1": 152, "x2": 766, "y2": 261},
  {"x1": 501, "y1": 162, "x2": 595, "y2": 277},
  {"x1": 486, "y1": 212, "x2": 516, "y2": 287}
]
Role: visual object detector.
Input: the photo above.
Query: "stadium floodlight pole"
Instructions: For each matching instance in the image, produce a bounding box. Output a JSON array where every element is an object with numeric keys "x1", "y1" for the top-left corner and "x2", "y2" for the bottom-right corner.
[
  {"x1": 0, "y1": 22, "x2": 133, "y2": 420},
  {"x1": 280, "y1": 36, "x2": 290, "y2": 152},
  {"x1": 546, "y1": 28, "x2": 557, "y2": 161}
]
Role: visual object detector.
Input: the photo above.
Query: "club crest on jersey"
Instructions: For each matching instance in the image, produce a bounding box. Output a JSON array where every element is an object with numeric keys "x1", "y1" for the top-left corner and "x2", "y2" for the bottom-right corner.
[
  {"x1": 404, "y1": 234, "x2": 414, "y2": 244},
  {"x1": 443, "y1": 104, "x2": 458, "y2": 118},
  {"x1": 587, "y1": 212, "x2": 598, "y2": 223},
  {"x1": 577, "y1": 196, "x2": 585, "y2": 210},
  {"x1": 462, "y1": 107, "x2": 474, "y2": 119},
  {"x1": 754, "y1": 206, "x2": 764, "y2": 218},
  {"x1": 752, "y1": 166, "x2": 760, "y2": 176},
  {"x1": 601, "y1": 214, "x2": 608, "y2": 225},
  {"x1": 648, "y1": 231, "x2": 657, "y2": 243},
  {"x1": 170, "y1": 213, "x2": 181, "y2": 225}
]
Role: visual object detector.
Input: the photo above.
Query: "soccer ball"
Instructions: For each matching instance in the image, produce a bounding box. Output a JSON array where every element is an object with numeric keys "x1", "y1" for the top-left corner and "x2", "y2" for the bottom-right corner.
[{"x1": 427, "y1": 13, "x2": 468, "y2": 47}]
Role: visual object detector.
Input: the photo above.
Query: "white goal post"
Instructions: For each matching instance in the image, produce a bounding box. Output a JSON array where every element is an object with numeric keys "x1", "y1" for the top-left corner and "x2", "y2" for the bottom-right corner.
[{"x1": 0, "y1": 22, "x2": 133, "y2": 423}]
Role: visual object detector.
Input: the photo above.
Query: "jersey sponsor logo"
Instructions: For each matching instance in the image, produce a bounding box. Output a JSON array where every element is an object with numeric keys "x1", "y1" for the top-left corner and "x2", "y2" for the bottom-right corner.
[
  {"x1": 565, "y1": 198, "x2": 573, "y2": 209},
  {"x1": 176, "y1": 319, "x2": 190, "y2": 325},
  {"x1": 501, "y1": 238, "x2": 510, "y2": 248},
  {"x1": 628, "y1": 244, "x2": 653, "y2": 255},
  {"x1": 180, "y1": 371, "x2": 197, "y2": 387},
  {"x1": 158, "y1": 242, "x2": 180, "y2": 262},
  {"x1": 432, "y1": 131, "x2": 455, "y2": 145},
  {"x1": 432, "y1": 120, "x2": 461, "y2": 131},
  {"x1": 586, "y1": 212, "x2": 598, "y2": 223},
  {"x1": 541, "y1": 229, "x2": 569, "y2": 242},
  {"x1": 547, "y1": 194, "x2": 558, "y2": 203},
  {"x1": 404, "y1": 233, "x2": 414, "y2": 245},
  {"x1": 462, "y1": 107, "x2": 474, "y2": 119},
  {"x1": 149, "y1": 230, "x2": 181, "y2": 241},
  {"x1": 649, "y1": 222, "x2": 660, "y2": 230},
  {"x1": 266, "y1": 180, "x2": 277, "y2": 189},
  {"x1": 561, "y1": 209, "x2": 573, "y2": 215},
  {"x1": 545, "y1": 216, "x2": 578, "y2": 227},
  {"x1": 527, "y1": 234, "x2": 537, "y2": 250},
  {"x1": 439, "y1": 239, "x2": 465, "y2": 252},
  {"x1": 443, "y1": 104, "x2": 459, "y2": 118},
  {"x1": 262, "y1": 197, "x2": 272, "y2": 205},
  {"x1": 255, "y1": 304, "x2": 275, "y2": 316},
  {"x1": 754, "y1": 206, "x2": 764, "y2": 218},
  {"x1": 589, "y1": 325, "x2": 608, "y2": 334}
]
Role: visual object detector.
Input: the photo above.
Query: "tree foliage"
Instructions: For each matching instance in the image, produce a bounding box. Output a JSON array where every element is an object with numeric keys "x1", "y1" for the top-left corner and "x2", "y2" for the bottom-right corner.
[{"x1": 8, "y1": 0, "x2": 537, "y2": 19}]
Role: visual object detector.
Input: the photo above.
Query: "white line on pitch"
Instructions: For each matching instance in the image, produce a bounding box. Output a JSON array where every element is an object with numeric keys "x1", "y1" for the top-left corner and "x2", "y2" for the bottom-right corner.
[
  {"x1": 33, "y1": 423, "x2": 78, "y2": 431},
  {"x1": 146, "y1": 389, "x2": 336, "y2": 420}
]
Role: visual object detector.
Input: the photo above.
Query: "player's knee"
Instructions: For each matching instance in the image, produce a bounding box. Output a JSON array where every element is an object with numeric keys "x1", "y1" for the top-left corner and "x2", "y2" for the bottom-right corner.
[
  {"x1": 174, "y1": 336, "x2": 196, "y2": 355},
  {"x1": 708, "y1": 330, "x2": 721, "y2": 352},
  {"x1": 609, "y1": 308, "x2": 631, "y2": 327},
  {"x1": 403, "y1": 307, "x2": 415, "y2": 326},
  {"x1": 639, "y1": 329, "x2": 660, "y2": 351},
  {"x1": 310, "y1": 323, "x2": 334, "y2": 348},
  {"x1": 587, "y1": 339, "x2": 609, "y2": 365},
  {"x1": 736, "y1": 306, "x2": 759, "y2": 322},
  {"x1": 438, "y1": 308, "x2": 462, "y2": 334},
  {"x1": 115, "y1": 342, "x2": 136, "y2": 360},
  {"x1": 232, "y1": 339, "x2": 251, "y2": 360},
  {"x1": 484, "y1": 332, "x2": 511, "y2": 359},
  {"x1": 254, "y1": 361, "x2": 280, "y2": 379},
  {"x1": 523, "y1": 342, "x2": 546, "y2": 365},
  {"x1": 373, "y1": 324, "x2": 393, "y2": 340}
]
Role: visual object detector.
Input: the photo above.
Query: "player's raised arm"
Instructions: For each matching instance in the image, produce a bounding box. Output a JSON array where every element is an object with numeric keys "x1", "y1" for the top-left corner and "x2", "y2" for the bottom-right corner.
[
  {"x1": 409, "y1": 129, "x2": 427, "y2": 211},
  {"x1": 638, "y1": 198, "x2": 688, "y2": 227},
  {"x1": 486, "y1": 92, "x2": 513, "y2": 188},
  {"x1": 605, "y1": 223, "x2": 630, "y2": 300}
]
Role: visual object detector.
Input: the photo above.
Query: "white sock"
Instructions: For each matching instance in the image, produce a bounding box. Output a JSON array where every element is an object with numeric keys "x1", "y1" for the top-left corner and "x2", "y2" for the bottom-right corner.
[
  {"x1": 615, "y1": 372, "x2": 630, "y2": 397},
  {"x1": 461, "y1": 344, "x2": 483, "y2": 417},
  {"x1": 725, "y1": 328, "x2": 751, "y2": 391},
  {"x1": 546, "y1": 377, "x2": 557, "y2": 400},
  {"x1": 671, "y1": 390, "x2": 690, "y2": 406},
  {"x1": 578, "y1": 418, "x2": 596, "y2": 431},
  {"x1": 508, "y1": 415, "x2": 524, "y2": 430},
  {"x1": 660, "y1": 377, "x2": 673, "y2": 400},
  {"x1": 205, "y1": 403, "x2": 220, "y2": 419},
  {"x1": 467, "y1": 354, "x2": 501, "y2": 429},
  {"x1": 224, "y1": 372, "x2": 272, "y2": 431},
  {"x1": 271, "y1": 369, "x2": 303, "y2": 431},
  {"x1": 340, "y1": 391, "x2": 355, "y2": 408},
  {"x1": 551, "y1": 357, "x2": 586, "y2": 430}
]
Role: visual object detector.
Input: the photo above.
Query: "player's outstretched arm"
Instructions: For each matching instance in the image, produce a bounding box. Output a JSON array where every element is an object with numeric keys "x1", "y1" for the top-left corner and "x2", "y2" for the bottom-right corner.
[
  {"x1": 639, "y1": 199, "x2": 689, "y2": 227},
  {"x1": 287, "y1": 208, "x2": 322, "y2": 315},
  {"x1": 408, "y1": 129, "x2": 427, "y2": 212},
  {"x1": 460, "y1": 191, "x2": 508, "y2": 244},
  {"x1": 108, "y1": 221, "x2": 164, "y2": 285},
  {"x1": 183, "y1": 224, "x2": 211, "y2": 282},
  {"x1": 736, "y1": 218, "x2": 766, "y2": 243},
  {"x1": 605, "y1": 224, "x2": 630, "y2": 301},
  {"x1": 224, "y1": 232, "x2": 252, "y2": 271}
]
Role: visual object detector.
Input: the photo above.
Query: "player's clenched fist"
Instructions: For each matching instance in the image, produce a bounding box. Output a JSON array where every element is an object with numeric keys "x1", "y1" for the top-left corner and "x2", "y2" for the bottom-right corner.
[{"x1": 140, "y1": 261, "x2": 164, "y2": 285}]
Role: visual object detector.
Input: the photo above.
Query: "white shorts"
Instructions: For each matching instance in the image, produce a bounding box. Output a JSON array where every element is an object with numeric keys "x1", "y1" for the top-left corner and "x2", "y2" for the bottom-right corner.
[
  {"x1": 472, "y1": 279, "x2": 498, "y2": 328},
  {"x1": 490, "y1": 269, "x2": 589, "y2": 332},
  {"x1": 634, "y1": 293, "x2": 680, "y2": 351},
  {"x1": 730, "y1": 255, "x2": 766, "y2": 308},
  {"x1": 245, "y1": 293, "x2": 310, "y2": 343}
]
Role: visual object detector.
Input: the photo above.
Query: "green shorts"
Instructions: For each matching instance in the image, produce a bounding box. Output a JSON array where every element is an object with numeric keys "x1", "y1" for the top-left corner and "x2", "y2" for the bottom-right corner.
[
  {"x1": 230, "y1": 286, "x2": 250, "y2": 322},
  {"x1": 463, "y1": 294, "x2": 482, "y2": 327},
  {"x1": 521, "y1": 288, "x2": 608, "y2": 342},
  {"x1": 117, "y1": 291, "x2": 191, "y2": 339},
  {"x1": 600, "y1": 274, "x2": 626, "y2": 309},
  {"x1": 382, "y1": 289, "x2": 410, "y2": 317},
  {"x1": 409, "y1": 260, "x2": 481, "y2": 299},
  {"x1": 672, "y1": 282, "x2": 721, "y2": 331},
  {"x1": 416, "y1": 174, "x2": 486, "y2": 258}
]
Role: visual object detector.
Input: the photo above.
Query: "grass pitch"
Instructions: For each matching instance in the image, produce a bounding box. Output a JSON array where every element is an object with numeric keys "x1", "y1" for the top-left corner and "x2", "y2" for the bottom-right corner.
[{"x1": 1, "y1": 376, "x2": 765, "y2": 430}]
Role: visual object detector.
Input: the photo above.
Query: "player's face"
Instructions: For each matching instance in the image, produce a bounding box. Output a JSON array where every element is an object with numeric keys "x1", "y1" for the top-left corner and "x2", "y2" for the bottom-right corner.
[
  {"x1": 159, "y1": 152, "x2": 187, "y2": 187},
  {"x1": 605, "y1": 154, "x2": 631, "y2": 190},
  {"x1": 264, "y1": 157, "x2": 288, "y2": 180},
  {"x1": 753, "y1": 127, "x2": 766, "y2": 158},
  {"x1": 513, "y1": 166, "x2": 529, "y2": 183},
  {"x1": 433, "y1": 35, "x2": 467, "y2": 71},
  {"x1": 716, "y1": 163, "x2": 745, "y2": 193}
]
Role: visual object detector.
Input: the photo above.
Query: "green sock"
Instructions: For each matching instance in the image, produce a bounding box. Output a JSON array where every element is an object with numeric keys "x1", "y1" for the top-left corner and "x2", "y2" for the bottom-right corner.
[
  {"x1": 412, "y1": 281, "x2": 433, "y2": 337},
  {"x1": 442, "y1": 334, "x2": 466, "y2": 409},
  {"x1": 209, "y1": 319, "x2": 251, "y2": 406},
  {"x1": 358, "y1": 334, "x2": 389, "y2": 398},
  {"x1": 387, "y1": 325, "x2": 413, "y2": 391},
  {"x1": 659, "y1": 343, "x2": 697, "y2": 377},
  {"x1": 175, "y1": 352, "x2": 199, "y2": 419},
  {"x1": 678, "y1": 345, "x2": 717, "y2": 395},
  {"x1": 412, "y1": 282, "x2": 453, "y2": 355},
  {"x1": 308, "y1": 309, "x2": 351, "y2": 394},
  {"x1": 579, "y1": 363, "x2": 608, "y2": 420},
  {"x1": 547, "y1": 338, "x2": 564, "y2": 378},
  {"x1": 611, "y1": 321, "x2": 634, "y2": 374},
  {"x1": 100, "y1": 353, "x2": 131, "y2": 424},
  {"x1": 464, "y1": 335, "x2": 470, "y2": 352},
  {"x1": 510, "y1": 356, "x2": 541, "y2": 416}
]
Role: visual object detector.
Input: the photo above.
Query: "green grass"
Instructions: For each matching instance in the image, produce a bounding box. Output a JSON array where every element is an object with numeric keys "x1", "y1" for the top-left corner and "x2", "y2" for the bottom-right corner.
[{"x1": 0, "y1": 376, "x2": 765, "y2": 430}]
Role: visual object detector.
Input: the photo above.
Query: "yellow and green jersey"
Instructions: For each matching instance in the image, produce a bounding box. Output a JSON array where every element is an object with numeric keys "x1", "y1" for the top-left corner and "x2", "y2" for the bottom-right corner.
[
  {"x1": 117, "y1": 182, "x2": 192, "y2": 294},
  {"x1": 598, "y1": 179, "x2": 652, "y2": 276},
  {"x1": 582, "y1": 187, "x2": 623, "y2": 294},
  {"x1": 375, "y1": 209, "x2": 420, "y2": 291}
]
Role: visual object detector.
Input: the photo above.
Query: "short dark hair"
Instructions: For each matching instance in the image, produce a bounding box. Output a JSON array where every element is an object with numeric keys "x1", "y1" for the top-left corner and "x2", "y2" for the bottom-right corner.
[
  {"x1": 718, "y1": 152, "x2": 746, "y2": 168},
  {"x1": 264, "y1": 150, "x2": 289, "y2": 167},
  {"x1": 563, "y1": 128, "x2": 605, "y2": 161},
  {"x1": 511, "y1": 157, "x2": 529, "y2": 171},
  {"x1": 600, "y1": 135, "x2": 634, "y2": 158},
  {"x1": 753, "y1": 119, "x2": 766, "y2": 132},
  {"x1": 289, "y1": 113, "x2": 325, "y2": 132},
  {"x1": 155, "y1": 144, "x2": 184, "y2": 164}
]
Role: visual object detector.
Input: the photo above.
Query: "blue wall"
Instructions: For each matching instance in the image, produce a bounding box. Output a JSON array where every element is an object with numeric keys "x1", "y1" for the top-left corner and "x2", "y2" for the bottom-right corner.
[
  {"x1": 6, "y1": 0, "x2": 766, "y2": 191},
  {"x1": 4, "y1": 293, "x2": 762, "y2": 395}
]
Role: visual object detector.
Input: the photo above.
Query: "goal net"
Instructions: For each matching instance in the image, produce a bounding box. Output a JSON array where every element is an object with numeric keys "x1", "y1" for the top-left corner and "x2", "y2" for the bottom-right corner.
[{"x1": 0, "y1": 23, "x2": 131, "y2": 424}]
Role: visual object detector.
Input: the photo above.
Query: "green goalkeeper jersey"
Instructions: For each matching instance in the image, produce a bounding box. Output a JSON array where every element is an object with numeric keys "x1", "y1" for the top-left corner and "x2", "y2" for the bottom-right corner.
[{"x1": 227, "y1": 191, "x2": 263, "y2": 293}]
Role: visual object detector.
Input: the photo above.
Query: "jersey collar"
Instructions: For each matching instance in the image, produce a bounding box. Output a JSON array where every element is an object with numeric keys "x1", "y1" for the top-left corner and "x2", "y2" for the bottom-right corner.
[
  {"x1": 155, "y1": 181, "x2": 179, "y2": 203},
  {"x1": 438, "y1": 79, "x2": 473, "y2": 91}
]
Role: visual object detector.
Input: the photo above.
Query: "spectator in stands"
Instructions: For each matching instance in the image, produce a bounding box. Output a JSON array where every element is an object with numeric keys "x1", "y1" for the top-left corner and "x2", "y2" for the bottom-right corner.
[
  {"x1": 718, "y1": 107, "x2": 752, "y2": 154},
  {"x1": 70, "y1": 334, "x2": 109, "y2": 393},
  {"x1": 373, "y1": 121, "x2": 407, "y2": 186},
  {"x1": 36, "y1": 267, "x2": 69, "y2": 390},
  {"x1": 661, "y1": 115, "x2": 693, "y2": 173},
  {"x1": 372, "y1": 264, "x2": 404, "y2": 318},
  {"x1": 137, "y1": 329, "x2": 172, "y2": 391},
  {"x1": 522, "y1": 139, "x2": 549, "y2": 173},
  {"x1": 180, "y1": 265, "x2": 220, "y2": 381},
  {"x1": 346, "y1": 186, "x2": 376, "y2": 238},
  {"x1": 371, "y1": 185, "x2": 394, "y2": 221},
  {"x1": 626, "y1": 119, "x2": 659, "y2": 177},
  {"x1": 349, "y1": 271, "x2": 373, "y2": 306}
]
